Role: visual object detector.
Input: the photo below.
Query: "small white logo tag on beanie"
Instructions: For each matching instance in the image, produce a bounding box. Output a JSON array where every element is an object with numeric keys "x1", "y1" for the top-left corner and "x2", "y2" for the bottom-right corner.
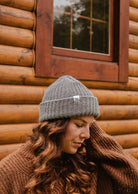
[{"x1": 73, "y1": 95, "x2": 80, "y2": 102}]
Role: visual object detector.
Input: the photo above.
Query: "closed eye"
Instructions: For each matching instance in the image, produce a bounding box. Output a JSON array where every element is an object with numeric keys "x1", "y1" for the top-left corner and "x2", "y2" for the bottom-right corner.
[{"x1": 75, "y1": 123, "x2": 84, "y2": 128}]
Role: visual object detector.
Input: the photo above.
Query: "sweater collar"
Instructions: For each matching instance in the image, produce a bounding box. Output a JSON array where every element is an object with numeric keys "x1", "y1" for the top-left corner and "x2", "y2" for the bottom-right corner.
[{"x1": 18, "y1": 141, "x2": 34, "y2": 160}]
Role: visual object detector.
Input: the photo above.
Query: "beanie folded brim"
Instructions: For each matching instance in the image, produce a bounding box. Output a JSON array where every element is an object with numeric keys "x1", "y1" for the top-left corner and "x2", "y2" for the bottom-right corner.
[{"x1": 39, "y1": 96, "x2": 100, "y2": 122}]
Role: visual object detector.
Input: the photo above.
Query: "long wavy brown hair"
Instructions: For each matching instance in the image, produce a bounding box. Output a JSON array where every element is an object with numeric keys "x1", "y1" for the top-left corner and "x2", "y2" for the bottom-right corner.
[{"x1": 25, "y1": 118, "x2": 96, "y2": 193}]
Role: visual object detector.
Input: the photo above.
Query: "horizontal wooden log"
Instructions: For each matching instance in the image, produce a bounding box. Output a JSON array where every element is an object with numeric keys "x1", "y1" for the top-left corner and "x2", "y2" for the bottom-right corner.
[
  {"x1": 0, "y1": 105, "x2": 138, "y2": 124},
  {"x1": 129, "y1": 48, "x2": 138, "y2": 63},
  {"x1": 1, "y1": 85, "x2": 138, "y2": 105},
  {"x1": 98, "y1": 120, "x2": 138, "y2": 135},
  {"x1": 130, "y1": 0, "x2": 138, "y2": 8},
  {"x1": 129, "y1": 34, "x2": 138, "y2": 49},
  {"x1": 0, "y1": 123, "x2": 37, "y2": 144},
  {"x1": 0, "y1": 65, "x2": 50, "y2": 85},
  {"x1": 113, "y1": 134, "x2": 138, "y2": 148},
  {"x1": 0, "y1": 143, "x2": 23, "y2": 160},
  {"x1": 0, "y1": 105, "x2": 39, "y2": 124},
  {"x1": 0, "y1": 85, "x2": 45, "y2": 104},
  {"x1": 0, "y1": 0, "x2": 35, "y2": 11},
  {"x1": 82, "y1": 77, "x2": 138, "y2": 91},
  {"x1": 92, "y1": 89, "x2": 138, "y2": 105},
  {"x1": 0, "y1": 45, "x2": 34, "y2": 66},
  {"x1": 0, "y1": 5, "x2": 35, "y2": 29},
  {"x1": 102, "y1": 105, "x2": 138, "y2": 120},
  {"x1": 129, "y1": 6, "x2": 138, "y2": 22},
  {"x1": 124, "y1": 147, "x2": 138, "y2": 159},
  {"x1": 0, "y1": 65, "x2": 138, "y2": 90},
  {"x1": 99, "y1": 105, "x2": 138, "y2": 120},
  {"x1": 129, "y1": 20, "x2": 138, "y2": 35},
  {"x1": 0, "y1": 25, "x2": 35, "y2": 48},
  {"x1": 129, "y1": 63, "x2": 138, "y2": 77}
]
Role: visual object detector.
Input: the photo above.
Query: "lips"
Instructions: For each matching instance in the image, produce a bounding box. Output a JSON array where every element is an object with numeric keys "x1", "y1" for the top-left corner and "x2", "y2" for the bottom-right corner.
[{"x1": 73, "y1": 142, "x2": 82, "y2": 147}]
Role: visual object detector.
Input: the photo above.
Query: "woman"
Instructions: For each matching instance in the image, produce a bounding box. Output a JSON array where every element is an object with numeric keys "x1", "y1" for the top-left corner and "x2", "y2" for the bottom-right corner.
[{"x1": 0, "y1": 75, "x2": 138, "y2": 194}]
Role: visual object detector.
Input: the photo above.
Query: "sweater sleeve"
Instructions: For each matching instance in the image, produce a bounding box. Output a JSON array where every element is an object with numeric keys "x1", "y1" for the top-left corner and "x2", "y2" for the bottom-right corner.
[
  {"x1": 85, "y1": 120, "x2": 138, "y2": 194},
  {"x1": 0, "y1": 161, "x2": 12, "y2": 194}
]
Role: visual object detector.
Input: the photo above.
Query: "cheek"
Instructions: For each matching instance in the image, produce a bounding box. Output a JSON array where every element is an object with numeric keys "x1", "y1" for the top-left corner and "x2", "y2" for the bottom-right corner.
[
  {"x1": 65, "y1": 124, "x2": 80, "y2": 138},
  {"x1": 64, "y1": 130, "x2": 79, "y2": 141},
  {"x1": 61, "y1": 130, "x2": 78, "y2": 146}
]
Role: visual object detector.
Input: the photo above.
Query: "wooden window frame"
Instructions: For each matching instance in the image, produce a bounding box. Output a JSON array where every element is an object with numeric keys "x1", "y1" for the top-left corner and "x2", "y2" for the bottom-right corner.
[
  {"x1": 35, "y1": 0, "x2": 129, "y2": 82},
  {"x1": 53, "y1": 1, "x2": 113, "y2": 61}
]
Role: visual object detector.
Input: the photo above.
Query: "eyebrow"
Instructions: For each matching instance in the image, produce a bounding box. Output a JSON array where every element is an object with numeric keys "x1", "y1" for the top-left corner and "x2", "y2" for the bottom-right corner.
[
  {"x1": 73, "y1": 118, "x2": 93, "y2": 126},
  {"x1": 74, "y1": 118, "x2": 86, "y2": 123},
  {"x1": 73, "y1": 118, "x2": 90, "y2": 124}
]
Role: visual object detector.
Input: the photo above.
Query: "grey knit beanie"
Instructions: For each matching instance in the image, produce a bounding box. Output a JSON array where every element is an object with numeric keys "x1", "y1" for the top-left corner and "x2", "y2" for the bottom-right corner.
[{"x1": 39, "y1": 75, "x2": 100, "y2": 122}]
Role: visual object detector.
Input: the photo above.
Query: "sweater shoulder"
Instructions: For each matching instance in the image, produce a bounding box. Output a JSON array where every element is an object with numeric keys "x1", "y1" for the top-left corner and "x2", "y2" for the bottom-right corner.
[
  {"x1": 0, "y1": 142, "x2": 34, "y2": 177},
  {"x1": 0, "y1": 142, "x2": 34, "y2": 193}
]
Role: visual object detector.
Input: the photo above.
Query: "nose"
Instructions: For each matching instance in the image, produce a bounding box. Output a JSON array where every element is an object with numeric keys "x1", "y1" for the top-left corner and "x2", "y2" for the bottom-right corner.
[{"x1": 80, "y1": 125, "x2": 90, "y2": 139}]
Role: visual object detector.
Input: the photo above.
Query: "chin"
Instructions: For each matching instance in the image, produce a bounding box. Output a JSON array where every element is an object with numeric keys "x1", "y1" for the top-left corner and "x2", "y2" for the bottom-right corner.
[
  {"x1": 64, "y1": 149, "x2": 78, "y2": 154},
  {"x1": 70, "y1": 151, "x2": 77, "y2": 154}
]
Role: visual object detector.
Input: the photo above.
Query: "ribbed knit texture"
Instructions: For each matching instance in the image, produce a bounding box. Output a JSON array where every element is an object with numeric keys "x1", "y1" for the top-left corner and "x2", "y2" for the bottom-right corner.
[
  {"x1": 0, "y1": 123, "x2": 138, "y2": 194},
  {"x1": 0, "y1": 142, "x2": 33, "y2": 194},
  {"x1": 39, "y1": 75, "x2": 100, "y2": 122}
]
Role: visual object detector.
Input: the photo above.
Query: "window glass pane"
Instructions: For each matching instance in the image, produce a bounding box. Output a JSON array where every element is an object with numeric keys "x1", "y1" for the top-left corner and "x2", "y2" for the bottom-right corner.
[
  {"x1": 54, "y1": 0, "x2": 71, "y2": 12},
  {"x1": 92, "y1": 21, "x2": 109, "y2": 54},
  {"x1": 72, "y1": 0, "x2": 90, "y2": 17},
  {"x1": 72, "y1": 16, "x2": 90, "y2": 51},
  {"x1": 92, "y1": 0, "x2": 109, "y2": 20},
  {"x1": 53, "y1": 0, "x2": 109, "y2": 54},
  {"x1": 53, "y1": 13, "x2": 70, "y2": 48}
]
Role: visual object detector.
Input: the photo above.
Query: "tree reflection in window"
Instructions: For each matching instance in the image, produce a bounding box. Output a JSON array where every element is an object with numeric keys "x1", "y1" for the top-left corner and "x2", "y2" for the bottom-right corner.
[{"x1": 53, "y1": 0, "x2": 109, "y2": 54}]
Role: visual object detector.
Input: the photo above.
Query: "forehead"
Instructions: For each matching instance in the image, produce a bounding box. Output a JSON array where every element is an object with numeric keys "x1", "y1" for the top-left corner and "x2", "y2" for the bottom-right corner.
[{"x1": 72, "y1": 115, "x2": 94, "y2": 123}]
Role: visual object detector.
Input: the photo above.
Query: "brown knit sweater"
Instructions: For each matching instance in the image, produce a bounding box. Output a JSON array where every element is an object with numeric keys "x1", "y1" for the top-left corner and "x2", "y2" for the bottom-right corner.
[{"x1": 0, "y1": 122, "x2": 138, "y2": 194}]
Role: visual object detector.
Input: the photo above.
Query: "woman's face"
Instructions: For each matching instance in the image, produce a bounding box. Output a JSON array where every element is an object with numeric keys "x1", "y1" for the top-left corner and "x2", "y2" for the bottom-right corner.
[{"x1": 60, "y1": 115, "x2": 94, "y2": 154}]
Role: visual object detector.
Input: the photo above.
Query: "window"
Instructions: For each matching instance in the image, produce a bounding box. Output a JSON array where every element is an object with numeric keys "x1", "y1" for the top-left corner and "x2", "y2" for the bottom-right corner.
[
  {"x1": 53, "y1": 0, "x2": 110, "y2": 55},
  {"x1": 35, "y1": 0, "x2": 129, "y2": 82}
]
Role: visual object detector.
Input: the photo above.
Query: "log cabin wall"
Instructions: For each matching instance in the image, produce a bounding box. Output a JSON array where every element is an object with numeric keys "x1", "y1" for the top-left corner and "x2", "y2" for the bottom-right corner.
[{"x1": 0, "y1": 0, "x2": 138, "y2": 160}]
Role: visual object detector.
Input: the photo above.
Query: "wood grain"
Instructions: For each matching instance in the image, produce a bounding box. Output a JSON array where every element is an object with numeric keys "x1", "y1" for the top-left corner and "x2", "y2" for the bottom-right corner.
[
  {"x1": 0, "y1": 5, "x2": 35, "y2": 29},
  {"x1": 114, "y1": 134, "x2": 138, "y2": 148},
  {"x1": 0, "y1": 45, "x2": 34, "y2": 66},
  {"x1": 0, "y1": 65, "x2": 138, "y2": 90},
  {"x1": 0, "y1": 0, "x2": 35, "y2": 11},
  {"x1": 0, "y1": 123, "x2": 37, "y2": 144},
  {"x1": 129, "y1": 48, "x2": 138, "y2": 63},
  {"x1": 129, "y1": 63, "x2": 138, "y2": 77},
  {"x1": 130, "y1": 0, "x2": 138, "y2": 8},
  {"x1": 1, "y1": 85, "x2": 138, "y2": 105},
  {"x1": 129, "y1": 34, "x2": 138, "y2": 49},
  {"x1": 0, "y1": 25, "x2": 35, "y2": 48},
  {"x1": 129, "y1": 6, "x2": 138, "y2": 22},
  {"x1": 129, "y1": 20, "x2": 138, "y2": 35}
]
